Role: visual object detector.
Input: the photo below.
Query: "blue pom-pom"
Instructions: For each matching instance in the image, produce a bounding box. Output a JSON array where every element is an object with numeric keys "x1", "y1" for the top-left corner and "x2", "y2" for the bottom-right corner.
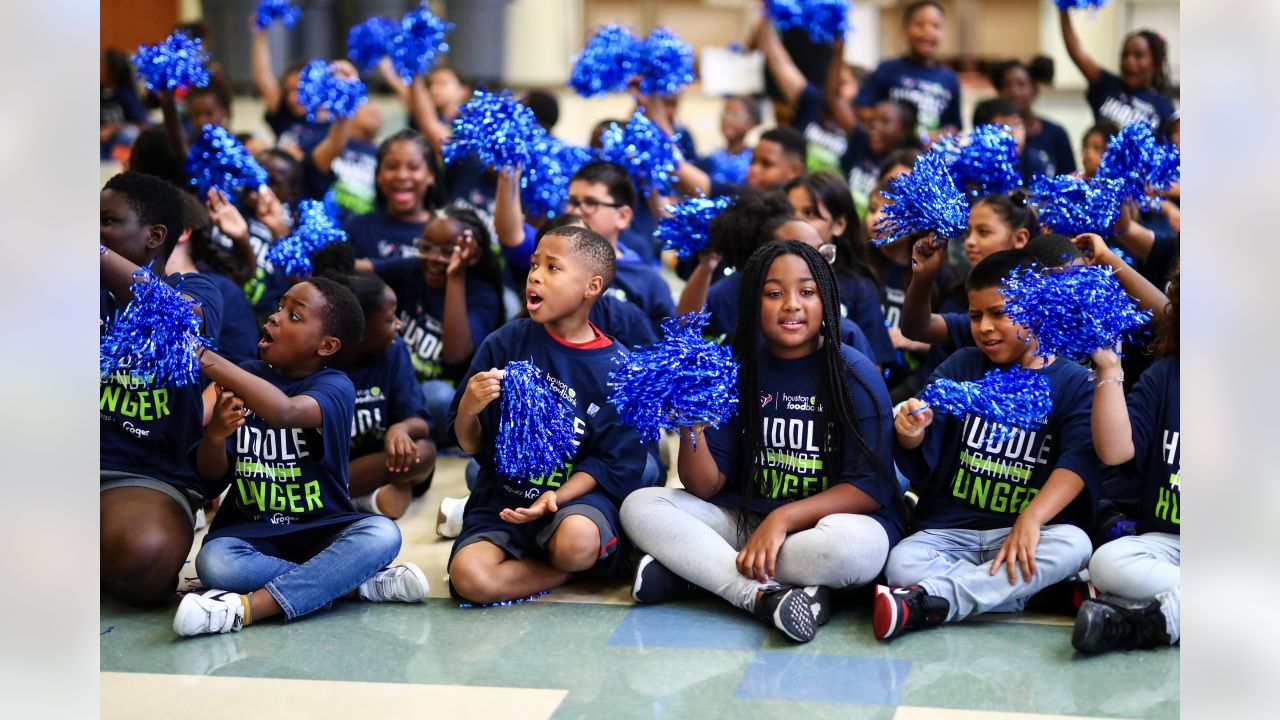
[
  {"x1": 297, "y1": 59, "x2": 368, "y2": 121},
  {"x1": 1055, "y1": 0, "x2": 1109, "y2": 10},
  {"x1": 347, "y1": 16, "x2": 397, "y2": 71},
  {"x1": 1000, "y1": 264, "x2": 1152, "y2": 361},
  {"x1": 874, "y1": 151, "x2": 969, "y2": 245},
  {"x1": 496, "y1": 361, "x2": 578, "y2": 479},
  {"x1": 637, "y1": 27, "x2": 696, "y2": 96},
  {"x1": 654, "y1": 196, "x2": 733, "y2": 259},
  {"x1": 919, "y1": 366, "x2": 1053, "y2": 441},
  {"x1": 1095, "y1": 121, "x2": 1181, "y2": 211},
  {"x1": 767, "y1": 0, "x2": 852, "y2": 44},
  {"x1": 186, "y1": 124, "x2": 269, "y2": 197},
  {"x1": 389, "y1": 4, "x2": 453, "y2": 83},
  {"x1": 132, "y1": 31, "x2": 210, "y2": 92},
  {"x1": 321, "y1": 189, "x2": 341, "y2": 223},
  {"x1": 568, "y1": 24, "x2": 641, "y2": 97},
  {"x1": 459, "y1": 590, "x2": 550, "y2": 609},
  {"x1": 266, "y1": 200, "x2": 348, "y2": 278},
  {"x1": 254, "y1": 0, "x2": 301, "y2": 30},
  {"x1": 520, "y1": 135, "x2": 594, "y2": 221},
  {"x1": 607, "y1": 309, "x2": 740, "y2": 444},
  {"x1": 443, "y1": 89, "x2": 542, "y2": 171},
  {"x1": 100, "y1": 269, "x2": 212, "y2": 388},
  {"x1": 1029, "y1": 174, "x2": 1124, "y2": 237},
  {"x1": 934, "y1": 124, "x2": 1022, "y2": 196},
  {"x1": 598, "y1": 110, "x2": 679, "y2": 197}
]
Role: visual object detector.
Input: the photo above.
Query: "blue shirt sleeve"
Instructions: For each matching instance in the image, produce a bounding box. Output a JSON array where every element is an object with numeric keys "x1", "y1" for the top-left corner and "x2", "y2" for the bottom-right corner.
[
  {"x1": 839, "y1": 318, "x2": 875, "y2": 361},
  {"x1": 942, "y1": 312, "x2": 973, "y2": 349},
  {"x1": 1046, "y1": 366, "x2": 1100, "y2": 500},
  {"x1": 854, "y1": 64, "x2": 889, "y2": 109},
  {"x1": 839, "y1": 347, "x2": 899, "y2": 508},
  {"x1": 841, "y1": 275, "x2": 895, "y2": 366},
  {"x1": 300, "y1": 370, "x2": 357, "y2": 465},
  {"x1": 1125, "y1": 359, "x2": 1166, "y2": 472}
]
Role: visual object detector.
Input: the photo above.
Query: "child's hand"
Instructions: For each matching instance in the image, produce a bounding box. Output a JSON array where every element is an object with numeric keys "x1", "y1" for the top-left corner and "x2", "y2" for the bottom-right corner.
[
  {"x1": 384, "y1": 425, "x2": 420, "y2": 473},
  {"x1": 207, "y1": 188, "x2": 250, "y2": 243},
  {"x1": 679, "y1": 423, "x2": 710, "y2": 450},
  {"x1": 446, "y1": 229, "x2": 476, "y2": 280},
  {"x1": 696, "y1": 248, "x2": 721, "y2": 273},
  {"x1": 1072, "y1": 233, "x2": 1113, "y2": 267},
  {"x1": 1090, "y1": 346, "x2": 1122, "y2": 372},
  {"x1": 207, "y1": 384, "x2": 248, "y2": 440},
  {"x1": 889, "y1": 326, "x2": 931, "y2": 353},
  {"x1": 500, "y1": 490, "x2": 557, "y2": 525},
  {"x1": 1112, "y1": 201, "x2": 1138, "y2": 236},
  {"x1": 330, "y1": 59, "x2": 360, "y2": 83},
  {"x1": 990, "y1": 514, "x2": 1042, "y2": 585},
  {"x1": 910, "y1": 234, "x2": 946, "y2": 277},
  {"x1": 736, "y1": 514, "x2": 787, "y2": 583},
  {"x1": 255, "y1": 186, "x2": 290, "y2": 239},
  {"x1": 458, "y1": 368, "x2": 504, "y2": 419},
  {"x1": 894, "y1": 398, "x2": 933, "y2": 443}
]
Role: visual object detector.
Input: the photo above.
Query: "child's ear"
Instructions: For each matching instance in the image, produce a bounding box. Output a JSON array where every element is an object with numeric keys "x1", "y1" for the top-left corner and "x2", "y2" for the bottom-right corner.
[
  {"x1": 317, "y1": 336, "x2": 342, "y2": 358},
  {"x1": 1012, "y1": 228, "x2": 1031, "y2": 249},
  {"x1": 616, "y1": 204, "x2": 633, "y2": 231},
  {"x1": 584, "y1": 274, "x2": 604, "y2": 299},
  {"x1": 831, "y1": 215, "x2": 848, "y2": 239},
  {"x1": 146, "y1": 224, "x2": 168, "y2": 252}
]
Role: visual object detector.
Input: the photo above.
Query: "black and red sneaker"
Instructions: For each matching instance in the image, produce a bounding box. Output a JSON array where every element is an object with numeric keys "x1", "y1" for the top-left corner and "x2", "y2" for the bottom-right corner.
[{"x1": 872, "y1": 584, "x2": 949, "y2": 641}]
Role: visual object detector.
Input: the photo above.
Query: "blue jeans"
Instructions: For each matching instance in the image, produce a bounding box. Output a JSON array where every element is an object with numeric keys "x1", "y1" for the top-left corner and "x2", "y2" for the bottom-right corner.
[
  {"x1": 421, "y1": 379, "x2": 458, "y2": 447},
  {"x1": 195, "y1": 516, "x2": 402, "y2": 620},
  {"x1": 885, "y1": 524, "x2": 1092, "y2": 623}
]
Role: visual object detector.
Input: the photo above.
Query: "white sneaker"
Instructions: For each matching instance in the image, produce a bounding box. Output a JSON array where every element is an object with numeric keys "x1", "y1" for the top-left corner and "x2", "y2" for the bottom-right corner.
[
  {"x1": 436, "y1": 495, "x2": 467, "y2": 538},
  {"x1": 358, "y1": 562, "x2": 429, "y2": 603},
  {"x1": 173, "y1": 589, "x2": 245, "y2": 637}
]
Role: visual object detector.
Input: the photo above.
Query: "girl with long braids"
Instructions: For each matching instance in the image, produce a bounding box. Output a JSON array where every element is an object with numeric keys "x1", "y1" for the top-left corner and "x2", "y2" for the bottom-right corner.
[{"x1": 620, "y1": 241, "x2": 906, "y2": 643}]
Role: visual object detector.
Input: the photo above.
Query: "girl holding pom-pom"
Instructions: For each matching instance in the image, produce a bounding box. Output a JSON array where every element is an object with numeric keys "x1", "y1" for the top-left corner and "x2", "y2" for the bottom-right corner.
[
  {"x1": 1059, "y1": 9, "x2": 1176, "y2": 130},
  {"x1": 621, "y1": 241, "x2": 905, "y2": 644}
]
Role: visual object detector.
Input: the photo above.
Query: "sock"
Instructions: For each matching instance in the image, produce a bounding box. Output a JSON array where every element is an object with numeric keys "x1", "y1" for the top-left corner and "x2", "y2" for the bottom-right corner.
[
  {"x1": 240, "y1": 595, "x2": 253, "y2": 626},
  {"x1": 1155, "y1": 589, "x2": 1179, "y2": 644}
]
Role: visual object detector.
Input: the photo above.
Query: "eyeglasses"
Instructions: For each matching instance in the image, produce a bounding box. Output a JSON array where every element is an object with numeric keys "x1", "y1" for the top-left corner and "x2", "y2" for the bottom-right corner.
[
  {"x1": 566, "y1": 196, "x2": 624, "y2": 214},
  {"x1": 818, "y1": 243, "x2": 837, "y2": 265}
]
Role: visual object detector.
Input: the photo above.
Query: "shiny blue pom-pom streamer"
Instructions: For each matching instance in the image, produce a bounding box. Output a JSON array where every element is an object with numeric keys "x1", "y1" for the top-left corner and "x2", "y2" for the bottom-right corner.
[
  {"x1": 637, "y1": 27, "x2": 696, "y2": 96},
  {"x1": 186, "y1": 124, "x2": 269, "y2": 197},
  {"x1": 607, "y1": 308, "x2": 740, "y2": 444},
  {"x1": 1095, "y1": 121, "x2": 1180, "y2": 212},
  {"x1": 568, "y1": 23, "x2": 641, "y2": 97},
  {"x1": 934, "y1": 124, "x2": 1022, "y2": 196},
  {"x1": 767, "y1": 1, "x2": 852, "y2": 45},
  {"x1": 347, "y1": 16, "x2": 398, "y2": 71},
  {"x1": 100, "y1": 269, "x2": 213, "y2": 389},
  {"x1": 1029, "y1": 174, "x2": 1123, "y2": 237},
  {"x1": 132, "y1": 31, "x2": 210, "y2": 92},
  {"x1": 521, "y1": 135, "x2": 594, "y2": 221},
  {"x1": 389, "y1": 4, "x2": 453, "y2": 83},
  {"x1": 1000, "y1": 264, "x2": 1152, "y2": 361},
  {"x1": 1055, "y1": 0, "x2": 1110, "y2": 10},
  {"x1": 443, "y1": 89, "x2": 542, "y2": 171},
  {"x1": 873, "y1": 151, "x2": 969, "y2": 246},
  {"x1": 321, "y1": 189, "x2": 341, "y2": 223},
  {"x1": 254, "y1": 0, "x2": 301, "y2": 30},
  {"x1": 654, "y1": 196, "x2": 733, "y2": 259},
  {"x1": 496, "y1": 361, "x2": 578, "y2": 480},
  {"x1": 598, "y1": 110, "x2": 679, "y2": 197},
  {"x1": 297, "y1": 59, "x2": 368, "y2": 121},
  {"x1": 266, "y1": 199, "x2": 348, "y2": 278},
  {"x1": 918, "y1": 366, "x2": 1052, "y2": 442}
]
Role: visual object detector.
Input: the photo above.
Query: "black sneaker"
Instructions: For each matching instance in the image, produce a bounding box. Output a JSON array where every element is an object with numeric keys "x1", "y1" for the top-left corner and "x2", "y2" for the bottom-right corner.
[
  {"x1": 872, "y1": 584, "x2": 949, "y2": 641},
  {"x1": 1072, "y1": 598, "x2": 1171, "y2": 654},
  {"x1": 799, "y1": 585, "x2": 832, "y2": 626},
  {"x1": 630, "y1": 554, "x2": 694, "y2": 604},
  {"x1": 754, "y1": 586, "x2": 819, "y2": 643}
]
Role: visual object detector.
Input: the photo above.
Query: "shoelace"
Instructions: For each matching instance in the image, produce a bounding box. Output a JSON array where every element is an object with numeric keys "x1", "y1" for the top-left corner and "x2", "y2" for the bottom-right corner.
[{"x1": 370, "y1": 567, "x2": 405, "y2": 600}]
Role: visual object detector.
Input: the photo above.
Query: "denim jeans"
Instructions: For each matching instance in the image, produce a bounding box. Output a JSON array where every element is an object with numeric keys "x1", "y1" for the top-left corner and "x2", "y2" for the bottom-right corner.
[
  {"x1": 421, "y1": 379, "x2": 458, "y2": 448},
  {"x1": 885, "y1": 524, "x2": 1092, "y2": 623},
  {"x1": 195, "y1": 516, "x2": 403, "y2": 620}
]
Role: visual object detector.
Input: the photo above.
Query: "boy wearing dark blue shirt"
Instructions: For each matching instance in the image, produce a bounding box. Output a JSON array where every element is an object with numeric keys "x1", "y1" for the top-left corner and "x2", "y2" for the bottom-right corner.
[
  {"x1": 173, "y1": 278, "x2": 428, "y2": 637},
  {"x1": 447, "y1": 226, "x2": 656, "y2": 604},
  {"x1": 874, "y1": 250, "x2": 1098, "y2": 641}
]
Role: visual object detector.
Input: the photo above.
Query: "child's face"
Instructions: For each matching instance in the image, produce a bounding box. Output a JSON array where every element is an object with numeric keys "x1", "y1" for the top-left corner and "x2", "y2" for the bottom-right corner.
[
  {"x1": 1082, "y1": 132, "x2": 1107, "y2": 178},
  {"x1": 759, "y1": 254, "x2": 823, "y2": 359},
  {"x1": 525, "y1": 233, "x2": 599, "y2": 323},
  {"x1": 787, "y1": 187, "x2": 847, "y2": 245},
  {"x1": 747, "y1": 140, "x2": 801, "y2": 189},
  {"x1": 364, "y1": 287, "x2": 402, "y2": 354},
  {"x1": 565, "y1": 179, "x2": 629, "y2": 241},
  {"x1": 999, "y1": 67, "x2": 1036, "y2": 115},
  {"x1": 377, "y1": 140, "x2": 434, "y2": 218},
  {"x1": 100, "y1": 188, "x2": 163, "y2": 265},
  {"x1": 968, "y1": 286, "x2": 1034, "y2": 367},
  {"x1": 263, "y1": 154, "x2": 301, "y2": 205},
  {"x1": 1120, "y1": 35, "x2": 1155, "y2": 90},
  {"x1": 904, "y1": 5, "x2": 944, "y2": 60},
  {"x1": 868, "y1": 103, "x2": 907, "y2": 155},
  {"x1": 417, "y1": 218, "x2": 477, "y2": 289},
  {"x1": 866, "y1": 193, "x2": 887, "y2": 242},
  {"x1": 188, "y1": 93, "x2": 228, "y2": 132},
  {"x1": 283, "y1": 70, "x2": 306, "y2": 118},
  {"x1": 260, "y1": 282, "x2": 338, "y2": 370},
  {"x1": 428, "y1": 69, "x2": 466, "y2": 110},
  {"x1": 964, "y1": 202, "x2": 1027, "y2": 266},
  {"x1": 720, "y1": 98, "x2": 756, "y2": 145},
  {"x1": 991, "y1": 114, "x2": 1026, "y2": 152}
]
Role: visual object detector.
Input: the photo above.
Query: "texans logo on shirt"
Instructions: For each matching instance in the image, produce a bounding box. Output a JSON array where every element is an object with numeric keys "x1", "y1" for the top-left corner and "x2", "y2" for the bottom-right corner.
[{"x1": 760, "y1": 393, "x2": 774, "y2": 409}]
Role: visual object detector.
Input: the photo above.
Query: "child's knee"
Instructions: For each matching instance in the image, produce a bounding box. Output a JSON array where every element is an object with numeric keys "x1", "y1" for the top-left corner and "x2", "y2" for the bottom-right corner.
[
  {"x1": 448, "y1": 547, "x2": 506, "y2": 604},
  {"x1": 884, "y1": 541, "x2": 930, "y2": 587},
  {"x1": 547, "y1": 515, "x2": 602, "y2": 573},
  {"x1": 357, "y1": 516, "x2": 404, "y2": 560},
  {"x1": 1086, "y1": 538, "x2": 1130, "y2": 592},
  {"x1": 1041, "y1": 525, "x2": 1092, "y2": 571}
]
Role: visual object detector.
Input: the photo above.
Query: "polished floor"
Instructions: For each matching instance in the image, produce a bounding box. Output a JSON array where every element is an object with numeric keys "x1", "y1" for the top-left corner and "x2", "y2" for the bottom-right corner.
[{"x1": 101, "y1": 444, "x2": 1180, "y2": 720}]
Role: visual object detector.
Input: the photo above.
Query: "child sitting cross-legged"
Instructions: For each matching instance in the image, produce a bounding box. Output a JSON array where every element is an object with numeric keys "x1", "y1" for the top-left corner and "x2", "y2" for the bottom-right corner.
[{"x1": 874, "y1": 248, "x2": 1100, "y2": 641}]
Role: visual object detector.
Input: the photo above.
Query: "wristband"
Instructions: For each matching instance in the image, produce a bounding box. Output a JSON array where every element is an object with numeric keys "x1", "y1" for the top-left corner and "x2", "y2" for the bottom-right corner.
[
  {"x1": 1090, "y1": 369, "x2": 1124, "y2": 387},
  {"x1": 100, "y1": 244, "x2": 108, "y2": 256}
]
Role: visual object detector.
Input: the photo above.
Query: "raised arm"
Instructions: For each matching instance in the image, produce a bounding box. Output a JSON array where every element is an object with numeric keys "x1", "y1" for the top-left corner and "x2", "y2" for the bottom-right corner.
[
  {"x1": 408, "y1": 74, "x2": 451, "y2": 155},
  {"x1": 1088, "y1": 348, "x2": 1134, "y2": 465},
  {"x1": 377, "y1": 57, "x2": 411, "y2": 104},
  {"x1": 1110, "y1": 203, "x2": 1156, "y2": 261},
  {"x1": 156, "y1": 90, "x2": 189, "y2": 162},
  {"x1": 756, "y1": 18, "x2": 808, "y2": 105},
  {"x1": 205, "y1": 188, "x2": 259, "y2": 284},
  {"x1": 1072, "y1": 232, "x2": 1167, "y2": 314},
  {"x1": 1058, "y1": 9, "x2": 1102, "y2": 86},
  {"x1": 309, "y1": 61, "x2": 360, "y2": 174},
  {"x1": 675, "y1": 252, "x2": 720, "y2": 317},
  {"x1": 493, "y1": 167, "x2": 528, "y2": 249},
  {"x1": 251, "y1": 20, "x2": 282, "y2": 113},
  {"x1": 198, "y1": 349, "x2": 325, "y2": 428},
  {"x1": 899, "y1": 236, "x2": 955, "y2": 345},
  {"x1": 824, "y1": 38, "x2": 857, "y2": 135}
]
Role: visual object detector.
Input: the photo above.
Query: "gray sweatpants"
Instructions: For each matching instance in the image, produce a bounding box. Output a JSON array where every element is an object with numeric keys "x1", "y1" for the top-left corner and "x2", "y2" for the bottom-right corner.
[
  {"x1": 1089, "y1": 531, "x2": 1180, "y2": 643},
  {"x1": 619, "y1": 486, "x2": 890, "y2": 612}
]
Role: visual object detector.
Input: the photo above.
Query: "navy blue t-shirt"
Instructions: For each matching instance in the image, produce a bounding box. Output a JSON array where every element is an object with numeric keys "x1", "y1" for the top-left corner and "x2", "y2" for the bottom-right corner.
[
  {"x1": 443, "y1": 154, "x2": 496, "y2": 211},
  {"x1": 1025, "y1": 118, "x2": 1077, "y2": 178},
  {"x1": 619, "y1": 227, "x2": 658, "y2": 267},
  {"x1": 840, "y1": 127, "x2": 885, "y2": 201},
  {"x1": 100, "y1": 273, "x2": 224, "y2": 500},
  {"x1": 898, "y1": 349, "x2": 1099, "y2": 531},
  {"x1": 1123, "y1": 356, "x2": 1180, "y2": 535},
  {"x1": 344, "y1": 208, "x2": 426, "y2": 261},
  {"x1": 793, "y1": 84, "x2": 848, "y2": 175},
  {"x1": 855, "y1": 57, "x2": 962, "y2": 133},
  {"x1": 837, "y1": 273, "x2": 895, "y2": 367},
  {"x1": 942, "y1": 311, "x2": 975, "y2": 349},
  {"x1": 703, "y1": 272, "x2": 875, "y2": 359},
  {"x1": 303, "y1": 138, "x2": 378, "y2": 220},
  {"x1": 611, "y1": 245, "x2": 676, "y2": 330},
  {"x1": 706, "y1": 344, "x2": 905, "y2": 545},
  {"x1": 200, "y1": 268, "x2": 260, "y2": 367},
  {"x1": 206, "y1": 361, "x2": 368, "y2": 542},
  {"x1": 1086, "y1": 69, "x2": 1177, "y2": 130},
  {"x1": 448, "y1": 320, "x2": 655, "y2": 511},
  {"x1": 339, "y1": 338, "x2": 432, "y2": 459},
  {"x1": 374, "y1": 258, "x2": 502, "y2": 383},
  {"x1": 265, "y1": 105, "x2": 329, "y2": 151},
  {"x1": 589, "y1": 293, "x2": 660, "y2": 350},
  {"x1": 240, "y1": 218, "x2": 292, "y2": 317}
]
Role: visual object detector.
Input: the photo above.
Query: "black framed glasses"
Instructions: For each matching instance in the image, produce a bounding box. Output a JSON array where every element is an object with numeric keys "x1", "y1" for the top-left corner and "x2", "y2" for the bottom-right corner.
[{"x1": 566, "y1": 197, "x2": 625, "y2": 214}]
